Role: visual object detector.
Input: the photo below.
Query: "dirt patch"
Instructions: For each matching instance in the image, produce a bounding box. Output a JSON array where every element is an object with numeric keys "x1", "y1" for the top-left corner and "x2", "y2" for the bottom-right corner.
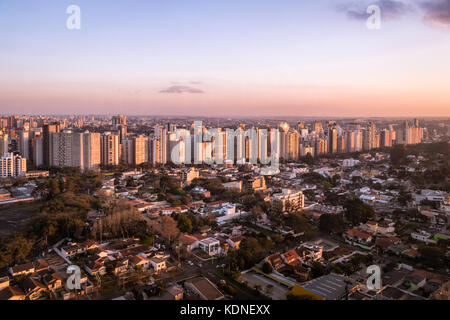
[{"x1": 0, "y1": 201, "x2": 42, "y2": 237}]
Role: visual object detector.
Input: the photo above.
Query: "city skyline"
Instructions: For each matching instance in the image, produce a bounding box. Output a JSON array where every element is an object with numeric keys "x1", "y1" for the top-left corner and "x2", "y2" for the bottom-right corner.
[{"x1": 1, "y1": 0, "x2": 450, "y2": 117}]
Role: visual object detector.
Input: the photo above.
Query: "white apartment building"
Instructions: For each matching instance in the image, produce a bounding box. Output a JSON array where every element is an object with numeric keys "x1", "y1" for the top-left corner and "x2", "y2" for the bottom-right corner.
[
  {"x1": 272, "y1": 189, "x2": 305, "y2": 212},
  {"x1": 0, "y1": 153, "x2": 27, "y2": 178}
]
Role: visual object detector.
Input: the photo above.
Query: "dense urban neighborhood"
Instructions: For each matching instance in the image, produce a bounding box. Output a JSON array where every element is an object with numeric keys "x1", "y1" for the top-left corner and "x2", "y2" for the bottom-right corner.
[{"x1": 0, "y1": 115, "x2": 449, "y2": 300}]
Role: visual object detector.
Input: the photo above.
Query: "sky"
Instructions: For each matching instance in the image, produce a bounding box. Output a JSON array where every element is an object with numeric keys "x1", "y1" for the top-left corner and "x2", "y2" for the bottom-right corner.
[{"x1": 0, "y1": 0, "x2": 449, "y2": 117}]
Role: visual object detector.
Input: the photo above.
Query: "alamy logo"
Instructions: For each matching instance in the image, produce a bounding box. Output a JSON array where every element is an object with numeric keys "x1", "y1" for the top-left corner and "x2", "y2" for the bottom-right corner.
[
  {"x1": 66, "y1": 5, "x2": 81, "y2": 30},
  {"x1": 366, "y1": 265, "x2": 381, "y2": 290},
  {"x1": 66, "y1": 265, "x2": 81, "y2": 290},
  {"x1": 366, "y1": 5, "x2": 381, "y2": 30}
]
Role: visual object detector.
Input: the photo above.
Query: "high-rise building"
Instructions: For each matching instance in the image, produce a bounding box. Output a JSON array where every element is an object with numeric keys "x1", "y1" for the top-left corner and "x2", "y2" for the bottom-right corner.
[
  {"x1": 43, "y1": 123, "x2": 60, "y2": 167},
  {"x1": 134, "y1": 135, "x2": 149, "y2": 165},
  {"x1": 83, "y1": 132, "x2": 101, "y2": 170},
  {"x1": 368, "y1": 122, "x2": 377, "y2": 150},
  {"x1": 328, "y1": 127, "x2": 338, "y2": 154},
  {"x1": 345, "y1": 131, "x2": 355, "y2": 153},
  {"x1": 0, "y1": 153, "x2": 27, "y2": 178},
  {"x1": 50, "y1": 131, "x2": 83, "y2": 168},
  {"x1": 101, "y1": 132, "x2": 120, "y2": 166},
  {"x1": 0, "y1": 133, "x2": 9, "y2": 156},
  {"x1": 380, "y1": 129, "x2": 391, "y2": 148},
  {"x1": 313, "y1": 121, "x2": 323, "y2": 134},
  {"x1": 112, "y1": 115, "x2": 127, "y2": 129},
  {"x1": 19, "y1": 130, "x2": 30, "y2": 160},
  {"x1": 32, "y1": 137, "x2": 44, "y2": 167},
  {"x1": 152, "y1": 125, "x2": 167, "y2": 165}
]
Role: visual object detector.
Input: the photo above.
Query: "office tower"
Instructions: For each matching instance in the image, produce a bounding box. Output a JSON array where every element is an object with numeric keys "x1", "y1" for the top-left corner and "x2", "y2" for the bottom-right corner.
[
  {"x1": 43, "y1": 123, "x2": 60, "y2": 167},
  {"x1": 101, "y1": 132, "x2": 120, "y2": 166},
  {"x1": 83, "y1": 132, "x2": 101, "y2": 170},
  {"x1": 0, "y1": 153, "x2": 27, "y2": 178},
  {"x1": 112, "y1": 115, "x2": 127, "y2": 129}
]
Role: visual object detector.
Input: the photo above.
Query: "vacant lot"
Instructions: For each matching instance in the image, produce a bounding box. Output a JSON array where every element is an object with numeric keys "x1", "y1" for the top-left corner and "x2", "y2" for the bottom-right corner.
[{"x1": 0, "y1": 201, "x2": 42, "y2": 237}]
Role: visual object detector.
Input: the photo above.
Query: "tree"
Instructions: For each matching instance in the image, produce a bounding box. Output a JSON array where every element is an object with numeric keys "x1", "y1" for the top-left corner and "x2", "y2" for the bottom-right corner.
[
  {"x1": 0, "y1": 233, "x2": 33, "y2": 267},
  {"x1": 310, "y1": 261, "x2": 327, "y2": 278},
  {"x1": 398, "y1": 189, "x2": 412, "y2": 206},
  {"x1": 344, "y1": 198, "x2": 374, "y2": 225},
  {"x1": 303, "y1": 189, "x2": 315, "y2": 202},
  {"x1": 250, "y1": 205, "x2": 263, "y2": 224},
  {"x1": 149, "y1": 216, "x2": 180, "y2": 243},
  {"x1": 419, "y1": 246, "x2": 445, "y2": 269},
  {"x1": 262, "y1": 262, "x2": 273, "y2": 274},
  {"x1": 390, "y1": 144, "x2": 407, "y2": 166},
  {"x1": 177, "y1": 213, "x2": 193, "y2": 233},
  {"x1": 319, "y1": 214, "x2": 344, "y2": 233}
]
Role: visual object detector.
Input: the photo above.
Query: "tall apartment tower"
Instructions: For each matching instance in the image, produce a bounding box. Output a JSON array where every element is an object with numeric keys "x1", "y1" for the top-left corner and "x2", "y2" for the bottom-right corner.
[
  {"x1": 50, "y1": 131, "x2": 83, "y2": 168},
  {"x1": 19, "y1": 130, "x2": 30, "y2": 160},
  {"x1": 83, "y1": 132, "x2": 101, "y2": 170},
  {"x1": 112, "y1": 115, "x2": 127, "y2": 129},
  {"x1": 328, "y1": 127, "x2": 338, "y2": 154},
  {"x1": 101, "y1": 132, "x2": 120, "y2": 166},
  {"x1": 368, "y1": 122, "x2": 377, "y2": 150},
  {"x1": 0, "y1": 133, "x2": 9, "y2": 156},
  {"x1": 153, "y1": 125, "x2": 167, "y2": 164},
  {"x1": 0, "y1": 153, "x2": 27, "y2": 178},
  {"x1": 32, "y1": 137, "x2": 44, "y2": 167},
  {"x1": 43, "y1": 123, "x2": 60, "y2": 167}
]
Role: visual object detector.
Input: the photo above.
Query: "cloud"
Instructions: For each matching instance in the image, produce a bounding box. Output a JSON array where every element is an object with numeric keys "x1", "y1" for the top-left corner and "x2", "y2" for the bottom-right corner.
[
  {"x1": 159, "y1": 85, "x2": 205, "y2": 94},
  {"x1": 420, "y1": 0, "x2": 450, "y2": 26},
  {"x1": 337, "y1": 0, "x2": 413, "y2": 21}
]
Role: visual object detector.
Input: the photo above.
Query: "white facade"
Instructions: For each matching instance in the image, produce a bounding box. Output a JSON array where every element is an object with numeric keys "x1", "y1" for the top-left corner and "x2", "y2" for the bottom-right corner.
[{"x1": 0, "y1": 153, "x2": 27, "y2": 178}]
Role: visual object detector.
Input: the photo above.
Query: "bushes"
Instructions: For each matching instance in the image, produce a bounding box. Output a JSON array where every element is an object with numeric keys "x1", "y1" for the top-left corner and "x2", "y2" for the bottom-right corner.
[{"x1": 262, "y1": 262, "x2": 273, "y2": 274}]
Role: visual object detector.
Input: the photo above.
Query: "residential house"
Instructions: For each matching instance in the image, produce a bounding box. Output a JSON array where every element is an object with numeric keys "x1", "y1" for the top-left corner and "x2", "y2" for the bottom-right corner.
[
  {"x1": 9, "y1": 262, "x2": 35, "y2": 277},
  {"x1": 61, "y1": 243, "x2": 87, "y2": 259},
  {"x1": 198, "y1": 238, "x2": 221, "y2": 256},
  {"x1": 344, "y1": 228, "x2": 374, "y2": 250},
  {"x1": 129, "y1": 255, "x2": 151, "y2": 270},
  {"x1": 22, "y1": 277, "x2": 47, "y2": 300},
  {"x1": 149, "y1": 257, "x2": 166, "y2": 273},
  {"x1": 227, "y1": 236, "x2": 243, "y2": 250}
]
